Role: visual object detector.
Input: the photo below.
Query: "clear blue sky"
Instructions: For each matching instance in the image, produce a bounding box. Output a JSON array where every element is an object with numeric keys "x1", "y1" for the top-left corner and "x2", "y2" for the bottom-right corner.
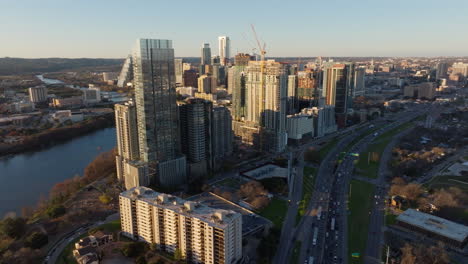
[{"x1": 1, "y1": 0, "x2": 467, "y2": 58}]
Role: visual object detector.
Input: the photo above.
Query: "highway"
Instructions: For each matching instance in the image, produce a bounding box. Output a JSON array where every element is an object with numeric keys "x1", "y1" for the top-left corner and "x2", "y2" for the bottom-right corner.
[{"x1": 278, "y1": 104, "x2": 429, "y2": 264}]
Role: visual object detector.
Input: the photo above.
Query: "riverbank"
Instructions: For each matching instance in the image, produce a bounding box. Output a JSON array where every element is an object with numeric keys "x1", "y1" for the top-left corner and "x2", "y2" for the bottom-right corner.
[{"x1": 0, "y1": 113, "x2": 114, "y2": 158}]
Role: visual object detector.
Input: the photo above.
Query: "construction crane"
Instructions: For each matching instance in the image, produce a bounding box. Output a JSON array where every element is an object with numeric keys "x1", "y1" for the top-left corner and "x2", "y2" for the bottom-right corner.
[{"x1": 250, "y1": 24, "x2": 266, "y2": 62}]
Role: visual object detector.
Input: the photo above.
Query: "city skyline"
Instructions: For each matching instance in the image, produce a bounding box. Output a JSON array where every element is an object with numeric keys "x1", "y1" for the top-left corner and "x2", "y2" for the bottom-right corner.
[{"x1": 2, "y1": 0, "x2": 468, "y2": 58}]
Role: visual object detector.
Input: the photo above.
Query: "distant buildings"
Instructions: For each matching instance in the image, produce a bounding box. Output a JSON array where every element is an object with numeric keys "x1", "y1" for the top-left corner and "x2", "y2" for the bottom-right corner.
[
  {"x1": 120, "y1": 187, "x2": 243, "y2": 264},
  {"x1": 133, "y1": 39, "x2": 187, "y2": 187},
  {"x1": 404, "y1": 82, "x2": 436, "y2": 100},
  {"x1": 117, "y1": 55, "x2": 133, "y2": 88},
  {"x1": 183, "y1": 70, "x2": 198, "y2": 88},
  {"x1": 28, "y1": 86, "x2": 47, "y2": 103},
  {"x1": 218, "y1": 36, "x2": 230, "y2": 65},
  {"x1": 82, "y1": 85, "x2": 101, "y2": 105},
  {"x1": 353, "y1": 67, "x2": 366, "y2": 97},
  {"x1": 102, "y1": 72, "x2": 118, "y2": 82},
  {"x1": 436, "y1": 62, "x2": 448, "y2": 80},
  {"x1": 51, "y1": 96, "x2": 83, "y2": 108},
  {"x1": 175, "y1": 58, "x2": 183, "y2": 85},
  {"x1": 200, "y1": 43, "x2": 212, "y2": 74},
  {"x1": 198, "y1": 74, "x2": 217, "y2": 94}
]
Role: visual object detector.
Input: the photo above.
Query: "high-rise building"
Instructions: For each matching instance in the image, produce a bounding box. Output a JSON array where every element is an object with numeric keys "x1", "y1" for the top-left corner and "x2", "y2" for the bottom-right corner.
[
  {"x1": 297, "y1": 70, "x2": 318, "y2": 109},
  {"x1": 119, "y1": 186, "x2": 243, "y2": 264},
  {"x1": 201, "y1": 43, "x2": 211, "y2": 65},
  {"x1": 117, "y1": 55, "x2": 133, "y2": 88},
  {"x1": 183, "y1": 70, "x2": 198, "y2": 88},
  {"x1": 237, "y1": 60, "x2": 288, "y2": 152},
  {"x1": 287, "y1": 75, "x2": 298, "y2": 114},
  {"x1": 133, "y1": 39, "x2": 187, "y2": 187},
  {"x1": 175, "y1": 58, "x2": 183, "y2": 85},
  {"x1": 211, "y1": 106, "x2": 233, "y2": 161},
  {"x1": 322, "y1": 63, "x2": 355, "y2": 127},
  {"x1": 218, "y1": 36, "x2": 230, "y2": 66},
  {"x1": 114, "y1": 101, "x2": 148, "y2": 189},
  {"x1": 436, "y1": 62, "x2": 448, "y2": 80},
  {"x1": 353, "y1": 67, "x2": 366, "y2": 97},
  {"x1": 28, "y1": 86, "x2": 47, "y2": 103},
  {"x1": 179, "y1": 98, "x2": 213, "y2": 178},
  {"x1": 198, "y1": 74, "x2": 217, "y2": 94},
  {"x1": 451, "y1": 62, "x2": 468, "y2": 77}
]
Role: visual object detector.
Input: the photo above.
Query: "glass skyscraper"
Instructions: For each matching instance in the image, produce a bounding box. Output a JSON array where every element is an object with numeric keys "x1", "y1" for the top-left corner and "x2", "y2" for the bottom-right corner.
[{"x1": 133, "y1": 39, "x2": 187, "y2": 187}]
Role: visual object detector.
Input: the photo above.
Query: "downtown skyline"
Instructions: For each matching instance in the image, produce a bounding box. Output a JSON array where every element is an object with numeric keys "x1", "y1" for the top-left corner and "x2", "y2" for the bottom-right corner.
[{"x1": 1, "y1": 0, "x2": 468, "y2": 58}]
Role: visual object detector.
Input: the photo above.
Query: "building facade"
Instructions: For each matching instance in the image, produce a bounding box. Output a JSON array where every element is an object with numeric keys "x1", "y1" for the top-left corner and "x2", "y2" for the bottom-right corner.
[
  {"x1": 120, "y1": 187, "x2": 243, "y2": 264},
  {"x1": 218, "y1": 36, "x2": 230, "y2": 66},
  {"x1": 28, "y1": 86, "x2": 47, "y2": 103},
  {"x1": 175, "y1": 58, "x2": 183, "y2": 85},
  {"x1": 133, "y1": 39, "x2": 186, "y2": 187},
  {"x1": 198, "y1": 74, "x2": 217, "y2": 94}
]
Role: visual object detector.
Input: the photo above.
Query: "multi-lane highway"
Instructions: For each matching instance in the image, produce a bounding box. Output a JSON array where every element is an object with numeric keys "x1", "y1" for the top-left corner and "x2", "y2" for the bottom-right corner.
[{"x1": 276, "y1": 104, "x2": 429, "y2": 264}]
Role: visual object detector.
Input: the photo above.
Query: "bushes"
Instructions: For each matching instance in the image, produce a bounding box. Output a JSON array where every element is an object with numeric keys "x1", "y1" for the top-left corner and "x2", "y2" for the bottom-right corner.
[
  {"x1": 24, "y1": 232, "x2": 48, "y2": 249},
  {"x1": 122, "y1": 242, "x2": 147, "y2": 258},
  {"x1": 0, "y1": 217, "x2": 26, "y2": 239},
  {"x1": 99, "y1": 194, "x2": 112, "y2": 204}
]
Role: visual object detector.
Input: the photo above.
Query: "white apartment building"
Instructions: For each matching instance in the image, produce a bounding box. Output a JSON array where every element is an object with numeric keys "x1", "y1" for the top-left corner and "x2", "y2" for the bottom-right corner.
[
  {"x1": 119, "y1": 187, "x2": 242, "y2": 264},
  {"x1": 28, "y1": 86, "x2": 47, "y2": 103}
]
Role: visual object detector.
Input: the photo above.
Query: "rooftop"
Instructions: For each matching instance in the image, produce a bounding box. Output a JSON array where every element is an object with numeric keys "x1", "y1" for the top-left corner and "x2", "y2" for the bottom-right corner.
[
  {"x1": 121, "y1": 187, "x2": 240, "y2": 229},
  {"x1": 397, "y1": 209, "x2": 468, "y2": 242}
]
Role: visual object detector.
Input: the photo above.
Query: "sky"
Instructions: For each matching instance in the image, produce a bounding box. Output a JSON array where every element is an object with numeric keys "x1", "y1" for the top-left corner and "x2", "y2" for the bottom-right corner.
[{"x1": 1, "y1": 0, "x2": 468, "y2": 58}]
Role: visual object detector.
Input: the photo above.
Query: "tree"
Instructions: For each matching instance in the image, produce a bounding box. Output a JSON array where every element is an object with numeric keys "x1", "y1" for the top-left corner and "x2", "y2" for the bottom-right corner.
[
  {"x1": 99, "y1": 194, "x2": 112, "y2": 204},
  {"x1": 250, "y1": 196, "x2": 270, "y2": 210},
  {"x1": 174, "y1": 248, "x2": 183, "y2": 261},
  {"x1": 46, "y1": 205, "x2": 66, "y2": 218},
  {"x1": 24, "y1": 232, "x2": 48, "y2": 249},
  {"x1": 0, "y1": 217, "x2": 26, "y2": 239},
  {"x1": 400, "y1": 243, "x2": 416, "y2": 264}
]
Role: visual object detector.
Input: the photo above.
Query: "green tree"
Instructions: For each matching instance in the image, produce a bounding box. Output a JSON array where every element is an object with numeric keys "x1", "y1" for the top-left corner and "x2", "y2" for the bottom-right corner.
[
  {"x1": 24, "y1": 232, "x2": 48, "y2": 249},
  {"x1": 174, "y1": 248, "x2": 183, "y2": 261},
  {"x1": 0, "y1": 217, "x2": 26, "y2": 239}
]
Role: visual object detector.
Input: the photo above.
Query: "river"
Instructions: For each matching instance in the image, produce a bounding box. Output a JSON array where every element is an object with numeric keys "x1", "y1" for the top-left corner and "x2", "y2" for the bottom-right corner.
[
  {"x1": 0, "y1": 75, "x2": 118, "y2": 217},
  {"x1": 0, "y1": 127, "x2": 116, "y2": 217}
]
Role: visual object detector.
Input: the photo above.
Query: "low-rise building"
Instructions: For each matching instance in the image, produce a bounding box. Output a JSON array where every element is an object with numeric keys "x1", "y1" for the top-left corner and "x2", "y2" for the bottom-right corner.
[
  {"x1": 52, "y1": 96, "x2": 83, "y2": 108},
  {"x1": 404, "y1": 82, "x2": 436, "y2": 99},
  {"x1": 286, "y1": 110, "x2": 314, "y2": 140},
  {"x1": 396, "y1": 209, "x2": 468, "y2": 248}
]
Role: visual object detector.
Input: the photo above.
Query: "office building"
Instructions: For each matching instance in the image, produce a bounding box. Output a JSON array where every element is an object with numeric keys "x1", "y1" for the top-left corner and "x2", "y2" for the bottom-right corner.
[
  {"x1": 183, "y1": 70, "x2": 198, "y2": 88},
  {"x1": 396, "y1": 209, "x2": 468, "y2": 248},
  {"x1": 286, "y1": 108, "x2": 314, "y2": 140},
  {"x1": 82, "y1": 85, "x2": 101, "y2": 104},
  {"x1": 117, "y1": 55, "x2": 133, "y2": 88},
  {"x1": 404, "y1": 82, "x2": 436, "y2": 99},
  {"x1": 218, "y1": 36, "x2": 230, "y2": 66},
  {"x1": 119, "y1": 186, "x2": 242, "y2": 264},
  {"x1": 211, "y1": 106, "x2": 233, "y2": 161},
  {"x1": 436, "y1": 62, "x2": 448, "y2": 80},
  {"x1": 451, "y1": 62, "x2": 468, "y2": 77},
  {"x1": 211, "y1": 55, "x2": 221, "y2": 65},
  {"x1": 234, "y1": 53, "x2": 251, "y2": 66},
  {"x1": 201, "y1": 43, "x2": 211, "y2": 65},
  {"x1": 297, "y1": 70, "x2": 318, "y2": 109},
  {"x1": 102, "y1": 72, "x2": 118, "y2": 82},
  {"x1": 175, "y1": 58, "x2": 183, "y2": 85},
  {"x1": 312, "y1": 105, "x2": 337, "y2": 137},
  {"x1": 323, "y1": 63, "x2": 355, "y2": 127},
  {"x1": 287, "y1": 75, "x2": 298, "y2": 114},
  {"x1": 198, "y1": 74, "x2": 217, "y2": 94},
  {"x1": 179, "y1": 98, "x2": 213, "y2": 178},
  {"x1": 28, "y1": 86, "x2": 47, "y2": 103},
  {"x1": 353, "y1": 67, "x2": 366, "y2": 97},
  {"x1": 133, "y1": 39, "x2": 186, "y2": 187}
]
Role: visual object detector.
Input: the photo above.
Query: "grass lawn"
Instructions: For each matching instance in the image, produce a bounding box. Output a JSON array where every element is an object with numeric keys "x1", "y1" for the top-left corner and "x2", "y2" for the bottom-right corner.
[
  {"x1": 296, "y1": 167, "x2": 317, "y2": 225},
  {"x1": 348, "y1": 180, "x2": 375, "y2": 264},
  {"x1": 385, "y1": 211, "x2": 398, "y2": 226},
  {"x1": 290, "y1": 240, "x2": 302, "y2": 264},
  {"x1": 424, "y1": 175, "x2": 468, "y2": 192},
  {"x1": 319, "y1": 137, "x2": 339, "y2": 160},
  {"x1": 259, "y1": 197, "x2": 288, "y2": 228}
]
